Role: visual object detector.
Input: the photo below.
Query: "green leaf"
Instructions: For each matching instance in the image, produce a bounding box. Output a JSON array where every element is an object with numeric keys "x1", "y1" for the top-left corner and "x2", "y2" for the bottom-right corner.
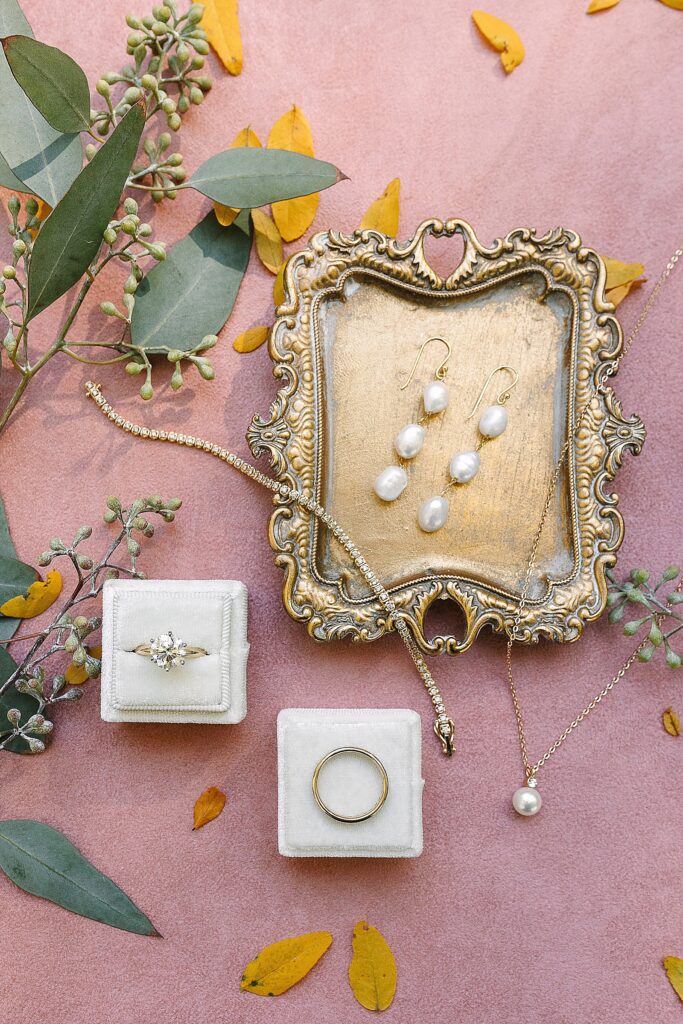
[
  {"x1": 0, "y1": 647, "x2": 51, "y2": 755},
  {"x1": 0, "y1": 150, "x2": 30, "y2": 193},
  {"x1": 0, "y1": 819, "x2": 159, "y2": 935},
  {"x1": 0, "y1": 2, "x2": 82, "y2": 204},
  {"x1": 3, "y1": 35, "x2": 90, "y2": 134},
  {"x1": 0, "y1": 498, "x2": 38, "y2": 642},
  {"x1": 188, "y1": 147, "x2": 346, "y2": 207},
  {"x1": 26, "y1": 104, "x2": 144, "y2": 322},
  {"x1": 131, "y1": 210, "x2": 252, "y2": 353}
]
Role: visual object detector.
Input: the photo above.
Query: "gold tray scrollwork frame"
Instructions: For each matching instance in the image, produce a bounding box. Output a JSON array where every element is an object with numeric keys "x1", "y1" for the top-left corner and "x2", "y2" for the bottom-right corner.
[{"x1": 248, "y1": 219, "x2": 645, "y2": 654}]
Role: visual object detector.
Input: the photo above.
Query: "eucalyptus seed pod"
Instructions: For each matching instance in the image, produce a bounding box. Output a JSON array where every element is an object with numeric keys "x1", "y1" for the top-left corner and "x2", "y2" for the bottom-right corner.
[
  {"x1": 167, "y1": 112, "x2": 182, "y2": 131},
  {"x1": 198, "y1": 334, "x2": 217, "y2": 350},
  {"x1": 170, "y1": 363, "x2": 183, "y2": 390},
  {"x1": 191, "y1": 55, "x2": 204, "y2": 69},
  {"x1": 126, "y1": 361, "x2": 144, "y2": 375},
  {"x1": 167, "y1": 152, "x2": 183, "y2": 166},
  {"x1": 137, "y1": 223, "x2": 152, "y2": 237},
  {"x1": 188, "y1": 3, "x2": 204, "y2": 22},
  {"x1": 12, "y1": 239, "x2": 26, "y2": 257},
  {"x1": 190, "y1": 87, "x2": 203, "y2": 105},
  {"x1": 127, "y1": 536, "x2": 141, "y2": 557},
  {"x1": 86, "y1": 143, "x2": 98, "y2": 161},
  {"x1": 166, "y1": 348, "x2": 183, "y2": 363},
  {"x1": 177, "y1": 95, "x2": 190, "y2": 114},
  {"x1": 123, "y1": 197, "x2": 139, "y2": 216},
  {"x1": 52, "y1": 674, "x2": 66, "y2": 695},
  {"x1": 192, "y1": 38, "x2": 210, "y2": 55},
  {"x1": 49, "y1": 537, "x2": 65, "y2": 551},
  {"x1": 24, "y1": 197, "x2": 38, "y2": 216},
  {"x1": 37, "y1": 551, "x2": 52, "y2": 566},
  {"x1": 96, "y1": 78, "x2": 111, "y2": 96},
  {"x1": 103, "y1": 509, "x2": 118, "y2": 523},
  {"x1": 76, "y1": 554, "x2": 94, "y2": 570},
  {"x1": 177, "y1": 41, "x2": 189, "y2": 62},
  {"x1": 124, "y1": 86, "x2": 142, "y2": 104},
  {"x1": 7, "y1": 196, "x2": 20, "y2": 216},
  {"x1": 194, "y1": 357, "x2": 214, "y2": 380},
  {"x1": 6, "y1": 708, "x2": 21, "y2": 726},
  {"x1": 140, "y1": 382, "x2": 153, "y2": 400},
  {"x1": 106, "y1": 496, "x2": 122, "y2": 511},
  {"x1": 141, "y1": 73, "x2": 158, "y2": 91},
  {"x1": 73, "y1": 525, "x2": 93, "y2": 543},
  {"x1": 26, "y1": 737, "x2": 46, "y2": 754},
  {"x1": 2, "y1": 266, "x2": 16, "y2": 280},
  {"x1": 165, "y1": 498, "x2": 182, "y2": 511}
]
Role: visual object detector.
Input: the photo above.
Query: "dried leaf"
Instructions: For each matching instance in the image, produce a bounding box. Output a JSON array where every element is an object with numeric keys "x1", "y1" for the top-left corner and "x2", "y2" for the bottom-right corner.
[
  {"x1": 65, "y1": 646, "x2": 102, "y2": 685},
  {"x1": 196, "y1": 0, "x2": 242, "y2": 75},
  {"x1": 0, "y1": 569, "x2": 62, "y2": 619},
  {"x1": 240, "y1": 931, "x2": 332, "y2": 996},
  {"x1": 214, "y1": 126, "x2": 261, "y2": 227},
  {"x1": 657, "y1": 0, "x2": 683, "y2": 9},
  {"x1": 586, "y1": 0, "x2": 621, "y2": 11},
  {"x1": 606, "y1": 280, "x2": 644, "y2": 307},
  {"x1": 471, "y1": 11, "x2": 525, "y2": 73},
  {"x1": 273, "y1": 261, "x2": 286, "y2": 306},
  {"x1": 662, "y1": 707, "x2": 681, "y2": 737},
  {"x1": 233, "y1": 325, "x2": 269, "y2": 353},
  {"x1": 268, "y1": 106, "x2": 319, "y2": 242},
  {"x1": 663, "y1": 956, "x2": 683, "y2": 1002},
  {"x1": 27, "y1": 198, "x2": 51, "y2": 240},
  {"x1": 193, "y1": 786, "x2": 226, "y2": 830},
  {"x1": 348, "y1": 920, "x2": 397, "y2": 1011},
  {"x1": 361, "y1": 178, "x2": 400, "y2": 236},
  {"x1": 252, "y1": 208, "x2": 283, "y2": 274},
  {"x1": 602, "y1": 255, "x2": 646, "y2": 291}
]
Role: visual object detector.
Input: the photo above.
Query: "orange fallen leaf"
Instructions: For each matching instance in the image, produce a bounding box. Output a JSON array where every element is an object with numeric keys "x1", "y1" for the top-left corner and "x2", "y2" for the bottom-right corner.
[
  {"x1": 602, "y1": 255, "x2": 646, "y2": 291},
  {"x1": 252, "y1": 208, "x2": 283, "y2": 274},
  {"x1": 268, "y1": 106, "x2": 319, "y2": 241},
  {"x1": 586, "y1": 0, "x2": 621, "y2": 11},
  {"x1": 472, "y1": 10, "x2": 525, "y2": 73},
  {"x1": 214, "y1": 127, "x2": 262, "y2": 226},
  {"x1": 663, "y1": 956, "x2": 683, "y2": 1002},
  {"x1": 196, "y1": 0, "x2": 242, "y2": 75},
  {"x1": 193, "y1": 786, "x2": 226, "y2": 829},
  {"x1": 273, "y1": 260, "x2": 286, "y2": 306},
  {"x1": 240, "y1": 931, "x2": 333, "y2": 996},
  {"x1": 662, "y1": 707, "x2": 681, "y2": 737},
  {"x1": 0, "y1": 570, "x2": 62, "y2": 619},
  {"x1": 657, "y1": 0, "x2": 683, "y2": 9},
  {"x1": 65, "y1": 645, "x2": 102, "y2": 685},
  {"x1": 349, "y1": 920, "x2": 397, "y2": 1011},
  {"x1": 27, "y1": 198, "x2": 51, "y2": 239},
  {"x1": 233, "y1": 325, "x2": 269, "y2": 353},
  {"x1": 361, "y1": 178, "x2": 401, "y2": 237}
]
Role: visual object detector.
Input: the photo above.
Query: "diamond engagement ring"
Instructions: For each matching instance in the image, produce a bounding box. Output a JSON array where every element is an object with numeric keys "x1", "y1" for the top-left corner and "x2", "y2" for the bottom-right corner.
[{"x1": 132, "y1": 631, "x2": 208, "y2": 671}]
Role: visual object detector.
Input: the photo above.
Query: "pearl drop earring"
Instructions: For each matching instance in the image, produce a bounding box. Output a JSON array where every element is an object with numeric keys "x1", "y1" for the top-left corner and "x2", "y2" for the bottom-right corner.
[
  {"x1": 417, "y1": 365, "x2": 519, "y2": 533},
  {"x1": 373, "y1": 337, "x2": 452, "y2": 503}
]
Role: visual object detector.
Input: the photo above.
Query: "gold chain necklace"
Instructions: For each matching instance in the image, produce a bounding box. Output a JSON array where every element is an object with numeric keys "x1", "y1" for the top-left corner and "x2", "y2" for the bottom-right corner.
[{"x1": 85, "y1": 244, "x2": 681, "y2": 783}]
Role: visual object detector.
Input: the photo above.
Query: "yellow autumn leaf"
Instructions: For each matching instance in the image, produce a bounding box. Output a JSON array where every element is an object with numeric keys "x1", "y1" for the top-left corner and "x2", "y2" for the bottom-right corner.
[
  {"x1": 663, "y1": 956, "x2": 683, "y2": 1002},
  {"x1": 657, "y1": 0, "x2": 683, "y2": 9},
  {"x1": 605, "y1": 281, "x2": 641, "y2": 307},
  {"x1": 662, "y1": 707, "x2": 681, "y2": 737},
  {"x1": 214, "y1": 126, "x2": 262, "y2": 226},
  {"x1": 268, "y1": 106, "x2": 319, "y2": 242},
  {"x1": 28, "y1": 198, "x2": 51, "y2": 239},
  {"x1": 252, "y1": 208, "x2": 283, "y2": 274},
  {"x1": 240, "y1": 931, "x2": 332, "y2": 996},
  {"x1": 471, "y1": 11, "x2": 525, "y2": 73},
  {"x1": 65, "y1": 645, "x2": 102, "y2": 685},
  {"x1": 193, "y1": 786, "x2": 226, "y2": 830},
  {"x1": 602, "y1": 255, "x2": 646, "y2": 291},
  {"x1": 233, "y1": 325, "x2": 269, "y2": 353},
  {"x1": 195, "y1": 0, "x2": 242, "y2": 75},
  {"x1": 273, "y1": 261, "x2": 286, "y2": 306},
  {"x1": 586, "y1": 0, "x2": 621, "y2": 11},
  {"x1": 0, "y1": 570, "x2": 62, "y2": 619},
  {"x1": 348, "y1": 920, "x2": 397, "y2": 1012},
  {"x1": 361, "y1": 178, "x2": 401, "y2": 237}
]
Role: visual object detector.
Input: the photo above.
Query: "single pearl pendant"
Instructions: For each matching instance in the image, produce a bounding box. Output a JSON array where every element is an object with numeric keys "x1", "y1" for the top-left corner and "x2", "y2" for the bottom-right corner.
[
  {"x1": 394, "y1": 423, "x2": 426, "y2": 459},
  {"x1": 423, "y1": 379, "x2": 449, "y2": 415},
  {"x1": 449, "y1": 449, "x2": 481, "y2": 484},
  {"x1": 417, "y1": 495, "x2": 449, "y2": 533},
  {"x1": 512, "y1": 778, "x2": 542, "y2": 817},
  {"x1": 373, "y1": 465, "x2": 408, "y2": 502},
  {"x1": 479, "y1": 404, "x2": 508, "y2": 439}
]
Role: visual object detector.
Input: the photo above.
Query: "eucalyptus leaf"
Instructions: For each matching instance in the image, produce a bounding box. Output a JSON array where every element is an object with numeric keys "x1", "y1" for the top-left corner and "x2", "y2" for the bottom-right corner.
[
  {"x1": 0, "y1": 647, "x2": 50, "y2": 755},
  {"x1": 0, "y1": 1, "x2": 82, "y2": 204},
  {"x1": 0, "y1": 149, "x2": 29, "y2": 193},
  {"x1": 3, "y1": 35, "x2": 90, "y2": 134},
  {"x1": 0, "y1": 498, "x2": 37, "y2": 642},
  {"x1": 0, "y1": 555, "x2": 38, "y2": 603},
  {"x1": 188, "y1": 147, "x2": 346, "y2": 208},
  {"x1": 131, "y1": 209, "x2": 252, "y2": 352},
  {"x1": 0, "y1": 820, "x2": 159, "y2": 935},
  {"x1": 27, "y1": 104, "x2": 144, "y2": 322}
]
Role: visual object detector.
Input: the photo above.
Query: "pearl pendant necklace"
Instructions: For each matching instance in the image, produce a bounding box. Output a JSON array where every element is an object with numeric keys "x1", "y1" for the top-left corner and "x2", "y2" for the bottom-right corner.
[{"x1": 512, "y1": 776, "x2": 542, "y2": 817}]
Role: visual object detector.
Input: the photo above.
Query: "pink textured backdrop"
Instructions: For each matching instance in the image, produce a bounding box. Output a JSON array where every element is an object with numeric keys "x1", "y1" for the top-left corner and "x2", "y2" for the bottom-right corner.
[{"x1": 1, "y1": 2, "x2": 682, "y2": 1021}]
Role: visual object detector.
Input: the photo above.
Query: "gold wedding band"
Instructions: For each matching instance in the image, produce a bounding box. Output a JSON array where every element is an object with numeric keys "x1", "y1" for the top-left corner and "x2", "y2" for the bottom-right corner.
[
  {"x1": 311, "y1": 747, "x2": 389, "y2": 823},
  {"x1": 131, "y1": 631, "x2": 207, "y2": 671}
]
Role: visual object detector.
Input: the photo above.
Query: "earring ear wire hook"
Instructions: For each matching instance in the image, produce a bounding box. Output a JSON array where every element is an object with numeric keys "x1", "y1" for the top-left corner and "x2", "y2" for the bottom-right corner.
[
  {"x1": 466, "y1": 365, "x2": 519, "y2": 420},
  {"x1": 400, "y1": 336, "x2": 452, "y2": 390}
]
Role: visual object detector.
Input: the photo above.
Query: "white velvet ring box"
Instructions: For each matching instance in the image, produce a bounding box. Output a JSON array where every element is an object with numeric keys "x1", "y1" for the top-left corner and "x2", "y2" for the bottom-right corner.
[
  {"x1": 277, "y1": 708, "x2": 424, "y2": 858},
  {"x1": 100, "y1": 579, "x2": 248, "y2": 723}
]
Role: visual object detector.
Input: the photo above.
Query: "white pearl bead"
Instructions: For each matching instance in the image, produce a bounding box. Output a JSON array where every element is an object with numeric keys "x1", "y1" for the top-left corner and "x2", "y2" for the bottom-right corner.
[
  {"x1": 512, "y1": 786, "x2": 542, "y2": 817},
  {"x1": 478, "y1": 404, "x2": 508, "y2": 438},
  {"x1": 395, "y1": 423, "x2": 425, "y2": 459},
  {"x1": 449, "y1": 450, "x2": 481, "y2": 483},
  {"x1": 423, "y1": 379, "x2": 449, "y2": 415},
  {"x1": 373, "y1": 465, "x2": 408, "y2": 502},
  {"x1": 417, "y1": 495, "x2": 449, "y2": 533}
]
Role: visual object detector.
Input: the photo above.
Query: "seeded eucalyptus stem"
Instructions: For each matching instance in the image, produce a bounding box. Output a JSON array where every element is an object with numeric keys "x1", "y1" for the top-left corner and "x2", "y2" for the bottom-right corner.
[
  {"x1": 607, "y1": 565, "x2": 683, "y2": 668},
  {"x1": 0, "y1": 496, "x2": 182, "y2": 754}
]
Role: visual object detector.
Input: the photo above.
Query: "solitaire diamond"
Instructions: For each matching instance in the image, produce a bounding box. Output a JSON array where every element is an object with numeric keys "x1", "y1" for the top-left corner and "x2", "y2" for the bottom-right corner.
[{"x1": 149, "y1": 631, "x2": 188, "y2": 671}]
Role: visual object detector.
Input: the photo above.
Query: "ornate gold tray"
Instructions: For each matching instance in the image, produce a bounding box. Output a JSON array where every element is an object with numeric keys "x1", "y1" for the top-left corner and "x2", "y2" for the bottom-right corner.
[{"x1": 248, "y1": 220, "x2": 645, "y2": 654}]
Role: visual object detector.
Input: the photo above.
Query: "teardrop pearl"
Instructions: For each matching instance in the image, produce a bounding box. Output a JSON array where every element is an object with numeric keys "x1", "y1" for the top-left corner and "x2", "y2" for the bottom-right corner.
[
  {"x1": 449, "y1": 450, "x2": 481, "y2": 483},
  {"x1": 478, "y1": 404, "x2": 508, "y2": 439},
  {"x1": 395, "y1": 423, "x2": 425, "y2": 459},
  {"x1": 512, "y1": 786, "x2": 542, "y2": 817},
  {"x1": 417, "y1": 495, "x2": 449, "y2": 533},
  {"x1": 373, "y1": 465, "x2": 408, "y2": 502},
  {"x1": 423, "y1": 380, "x2": 449, "y2": 415}
]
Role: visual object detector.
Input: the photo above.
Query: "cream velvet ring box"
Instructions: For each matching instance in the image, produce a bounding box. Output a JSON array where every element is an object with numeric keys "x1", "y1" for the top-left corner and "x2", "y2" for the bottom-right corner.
[
  {"x1": 277, "y1": 709, "x2": 424, "y2": 858},
  {"x1": 100, "y1": 579, "x2": 249, "y2": 723}
]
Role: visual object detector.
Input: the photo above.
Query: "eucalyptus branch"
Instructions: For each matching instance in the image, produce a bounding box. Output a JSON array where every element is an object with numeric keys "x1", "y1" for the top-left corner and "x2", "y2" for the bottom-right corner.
[
  {"x1": 0, "y1": 495, "x2": 182, "y2": 754},
  {"x1": 606, "y1": 565, "x2": 683, "y2": 668}
]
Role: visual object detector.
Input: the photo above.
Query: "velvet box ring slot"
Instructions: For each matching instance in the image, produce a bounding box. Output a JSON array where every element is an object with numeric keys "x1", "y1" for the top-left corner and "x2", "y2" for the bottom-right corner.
[{"x1": 100, "y1": 579, "x2": 249, "y2": 724}]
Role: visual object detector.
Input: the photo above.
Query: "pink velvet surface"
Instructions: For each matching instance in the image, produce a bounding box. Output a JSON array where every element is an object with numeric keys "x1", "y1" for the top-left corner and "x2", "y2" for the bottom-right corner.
[{"x1": 1, "y1": 2, "x2": 682, "y2": 1021}]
